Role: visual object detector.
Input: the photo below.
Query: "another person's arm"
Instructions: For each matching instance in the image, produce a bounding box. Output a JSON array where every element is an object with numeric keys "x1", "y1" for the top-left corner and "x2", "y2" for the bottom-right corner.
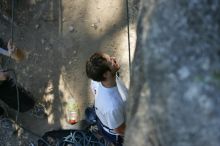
[
  {"x1": 0, "y1": 39, "x2": 15, "y2": 57},
  {"x1": 0, "y1": 40, "x2": 26, "y2": 62},
  {"x1": 0, "y1": 47, "x2": 10, "y2": 56}
]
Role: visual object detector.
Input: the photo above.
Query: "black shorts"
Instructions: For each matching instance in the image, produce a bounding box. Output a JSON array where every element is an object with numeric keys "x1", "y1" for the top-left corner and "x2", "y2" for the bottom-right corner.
[{"x1": 96, "y1": 118, "x2": 123, "y2": 146}]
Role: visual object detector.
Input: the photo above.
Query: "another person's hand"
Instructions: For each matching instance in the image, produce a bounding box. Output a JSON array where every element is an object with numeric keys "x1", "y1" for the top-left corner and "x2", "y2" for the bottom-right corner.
[
  {"x1": 7, "y1": 40, "x2": 26, "y2": 62},
  {"x1": 7, "y1": 39, "x2": 16, "y2": 56}
]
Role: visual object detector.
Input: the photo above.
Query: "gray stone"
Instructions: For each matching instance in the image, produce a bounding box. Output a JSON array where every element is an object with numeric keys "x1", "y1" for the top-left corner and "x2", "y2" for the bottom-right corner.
[
  {"x1": 125, "y1": 0, "x2": 220, "y2": 146},
  {"x1": 35, "y1": 24, "x2": 40, "y2": 29}
]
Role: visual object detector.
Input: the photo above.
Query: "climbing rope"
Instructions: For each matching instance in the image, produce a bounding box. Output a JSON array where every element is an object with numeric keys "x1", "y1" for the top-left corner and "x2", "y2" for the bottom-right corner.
[
  {"x1": 126, "y1": 0, "x2": 131, "y2": 77},
  {"x1": 4, "y1": 0, "x2": 15, "y2": 68},
  {"x1": 11, "y1": 0, "x2": 20, "y2": 123},
  {"x1": 38, "y1": 130, "x2": 107, "y2": 146},
  {"x1": 10, "y1": 0, "x2": 14, "y2": 46}
]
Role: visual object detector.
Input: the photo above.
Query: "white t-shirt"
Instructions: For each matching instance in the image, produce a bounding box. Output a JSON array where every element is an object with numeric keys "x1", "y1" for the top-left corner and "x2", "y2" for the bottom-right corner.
[{"x1": 91, "y1": 77, "x2": 127, "y2": 135}]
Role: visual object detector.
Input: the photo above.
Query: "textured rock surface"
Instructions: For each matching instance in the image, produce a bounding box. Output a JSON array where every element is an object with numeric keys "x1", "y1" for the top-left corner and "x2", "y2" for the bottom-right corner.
[{"x1": 125, "y1": 0, "x2": 220, "y2": 146}]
